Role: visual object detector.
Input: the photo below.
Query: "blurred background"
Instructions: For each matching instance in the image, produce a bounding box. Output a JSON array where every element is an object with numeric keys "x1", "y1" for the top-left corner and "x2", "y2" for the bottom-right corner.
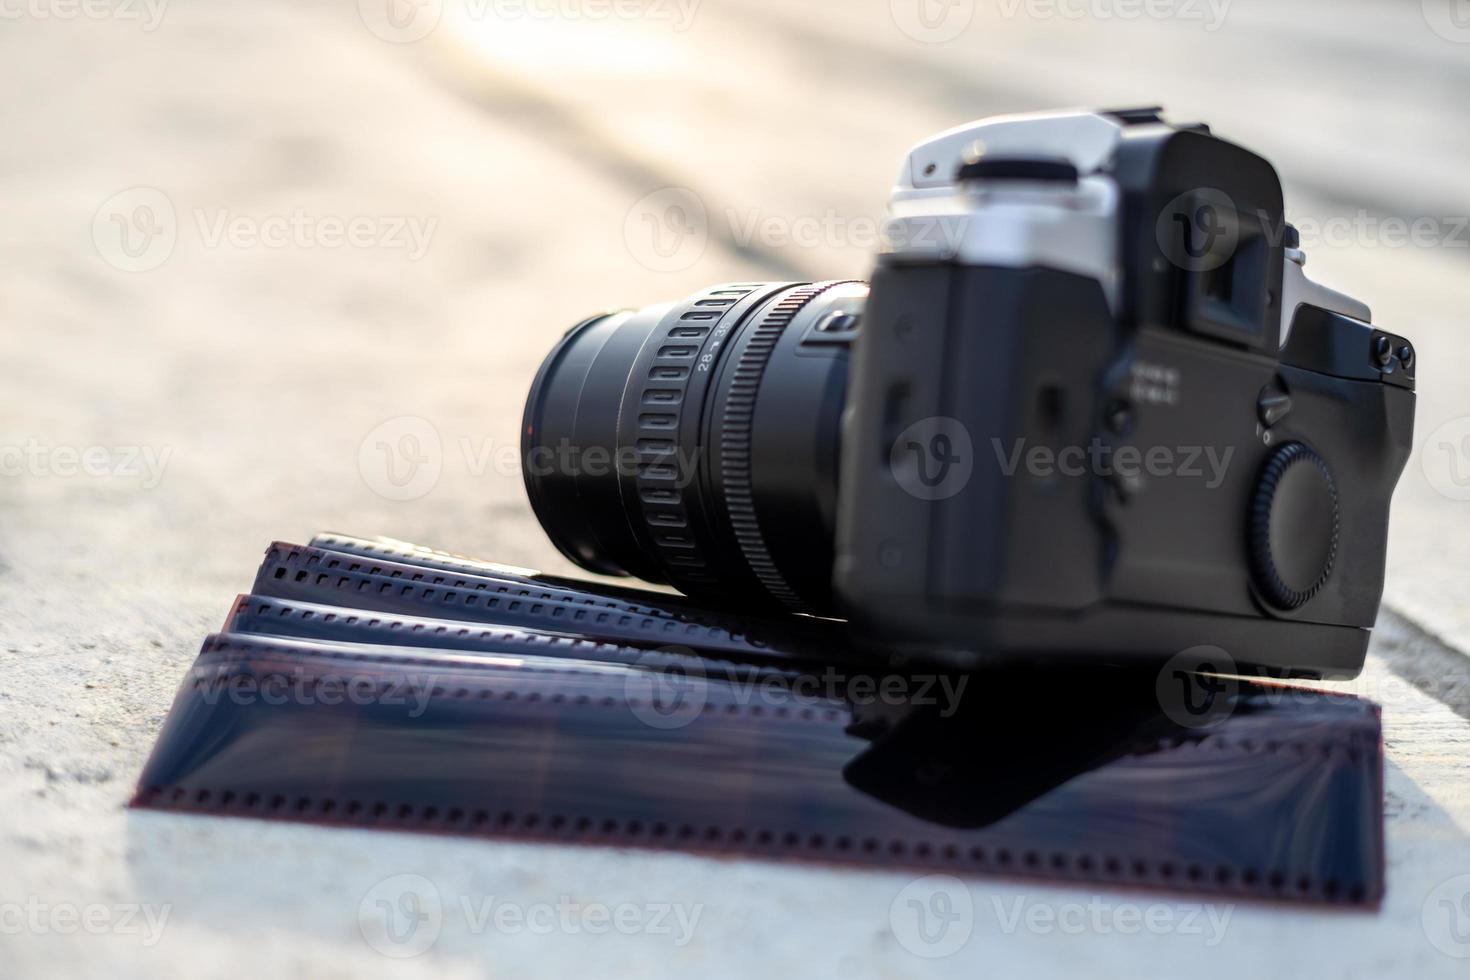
[{"x1": 2, "y1": 1, "x2": 1469, "y2": 976}]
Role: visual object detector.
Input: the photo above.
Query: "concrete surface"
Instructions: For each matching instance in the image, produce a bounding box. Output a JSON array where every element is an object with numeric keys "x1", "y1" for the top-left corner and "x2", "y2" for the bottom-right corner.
[{"x1": 1, "y1": 1, "x2": 1469, "y2": 976}]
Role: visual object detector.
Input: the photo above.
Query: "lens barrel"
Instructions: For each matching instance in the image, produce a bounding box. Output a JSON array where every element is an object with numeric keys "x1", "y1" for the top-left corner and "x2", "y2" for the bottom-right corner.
[{"x1": 522, "y1": 280, "x2": 867, "y2": 612}]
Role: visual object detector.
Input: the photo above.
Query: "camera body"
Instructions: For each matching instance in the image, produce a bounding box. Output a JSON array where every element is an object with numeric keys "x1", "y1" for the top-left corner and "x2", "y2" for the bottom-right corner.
[
  {"x1": 834, "y1": 108, "x2": 1415, "y2": 676},
  {"x1": 522, "y1": 108, "x2": 1415, "y2": 679}
]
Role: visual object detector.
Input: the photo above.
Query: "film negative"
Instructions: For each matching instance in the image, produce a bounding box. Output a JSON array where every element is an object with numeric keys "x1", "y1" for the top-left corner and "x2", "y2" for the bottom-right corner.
[
  {"x1": 256, "y1": 542, "x2": 843, "y2": 663},
  {"x1": 134, "y1": 612, "x2": 1386, "y2": 907},
  {"x1": 224, "y1": 593, "x2": 818, "y2": 683},
  {"x1": 311, "y1": 532, "x2": 718, "y2": 612}
]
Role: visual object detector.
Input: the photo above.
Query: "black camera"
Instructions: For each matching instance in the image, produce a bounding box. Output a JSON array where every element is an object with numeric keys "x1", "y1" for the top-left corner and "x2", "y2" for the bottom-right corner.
[{"x1": 522, "y1": 109, "x2": 1415, "y2": 678}]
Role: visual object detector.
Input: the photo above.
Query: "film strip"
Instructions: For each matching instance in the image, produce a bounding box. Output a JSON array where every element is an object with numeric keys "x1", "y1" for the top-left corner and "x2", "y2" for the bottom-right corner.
[
  {"x1": 310, "y1": 533, "x2": 718, "y2": 612},
  {"x1": 131, "y1": 532, "x2": 1386, "y2": 907},
  {"x1": 257, "y1": 541, "x2": 845, "y2": 663},
  {"x1": 224, "y1": 594, "x2": 817, "y2": 685},
  {"x1": 132, "y1": 581, "x2": 1381, "y2": 905}
]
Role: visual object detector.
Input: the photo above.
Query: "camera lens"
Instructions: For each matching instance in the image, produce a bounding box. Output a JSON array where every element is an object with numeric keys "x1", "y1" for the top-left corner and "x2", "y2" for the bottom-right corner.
[{"x1": 522, "y1": 280, "x2": 867, "y2": 612}]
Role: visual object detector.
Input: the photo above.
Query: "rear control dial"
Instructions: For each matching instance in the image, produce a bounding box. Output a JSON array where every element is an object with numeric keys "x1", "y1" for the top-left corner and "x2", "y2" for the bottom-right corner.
[{"x1": 1247, "y1": 442, "x2": 1339, "y2": 610}]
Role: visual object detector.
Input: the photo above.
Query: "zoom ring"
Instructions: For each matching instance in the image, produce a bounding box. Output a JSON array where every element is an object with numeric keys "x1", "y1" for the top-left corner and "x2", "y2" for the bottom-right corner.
[
  {"x1": 719, "y1": 282, "x2": 847, "y2": 611},
  {"x1": 632, "y1": 284, "x2": 769, "y2": 589}
]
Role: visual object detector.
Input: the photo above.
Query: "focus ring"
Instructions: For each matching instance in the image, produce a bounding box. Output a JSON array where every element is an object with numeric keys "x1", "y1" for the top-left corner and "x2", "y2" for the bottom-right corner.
[
  {"x1": 628, "y1": 284, "x2": 776, "y2": 590},
  {"x1": 719, "y1": 281, "x2": 850, "y2": 611}
]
